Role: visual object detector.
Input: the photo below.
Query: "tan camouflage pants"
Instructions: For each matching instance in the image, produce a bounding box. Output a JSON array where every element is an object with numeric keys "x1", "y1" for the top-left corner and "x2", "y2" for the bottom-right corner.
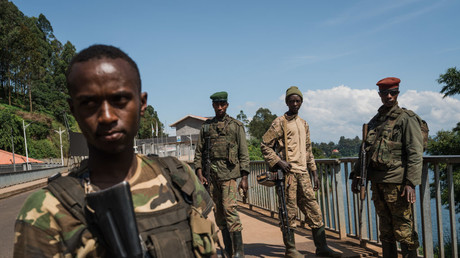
[
  {"x1": 281, "y1": 172, "x2": 324, "y2": 229},
  {"x1": 371, "y1": 183, "x2": 420, "y2": 249},
  {"x1": 210, "y1": 178, "x2": 243, "y2": 232}
]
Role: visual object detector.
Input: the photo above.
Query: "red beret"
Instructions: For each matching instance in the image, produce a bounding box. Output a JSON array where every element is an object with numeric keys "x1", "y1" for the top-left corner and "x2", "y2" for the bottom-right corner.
[{"x1": 376, "y1": 77, "x2": 400, "y2": 90}]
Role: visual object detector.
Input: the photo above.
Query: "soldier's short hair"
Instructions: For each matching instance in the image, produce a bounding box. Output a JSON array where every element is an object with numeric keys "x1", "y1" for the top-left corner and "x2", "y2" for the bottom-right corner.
[{"x1": 66, "y1": 44, "x2": 141, "y2": 92}]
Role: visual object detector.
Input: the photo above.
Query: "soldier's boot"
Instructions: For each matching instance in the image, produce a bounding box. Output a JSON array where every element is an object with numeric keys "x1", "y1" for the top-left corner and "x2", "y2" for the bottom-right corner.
[
  {"x1": 381, "y1": 241, "x2": 397, "y2": 258},
  {"x1": 222, "y1": 227, "x2": 233, "y2": 257},
  {"x1": 400, "y1": 243, "x2": 417, "y2": 258},
  {"x1": 282, "y1": 230, "x2": 303, "y2": 258},
  {"x1": 311, "y1": 226, "x2": 340, "y2": 257},
  {"x1": 232, "y1": 231, "x2": 244, "y2": 258}
]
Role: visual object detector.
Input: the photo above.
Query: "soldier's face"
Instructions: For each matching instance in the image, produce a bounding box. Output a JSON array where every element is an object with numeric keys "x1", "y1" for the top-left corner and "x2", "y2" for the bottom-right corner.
[
  {"x1": 378, "y1": 88, "x2": 399, "y2": 108},
  {"x1": 212, "y1": 101, "x2": 228, "y2": 118},
  {"x1": 286, "y1": 94, "x2": 303, "y2": 114},
  {"x1": 67, "y1": 58, "x2": 147, "y2": 154}
]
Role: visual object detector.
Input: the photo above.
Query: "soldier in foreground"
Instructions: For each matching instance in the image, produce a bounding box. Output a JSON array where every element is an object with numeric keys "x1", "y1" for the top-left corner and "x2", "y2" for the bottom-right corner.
[
  {"x1": 194, "y1": 92, "x2": 250, "y2": 258},
  {"x1": 14, "y1": 44, "x2": 215, "y2": 257},
  {"x1": 261, "y1": 86, "x2": 338, "y2": 257},
  {"x1": 351, "y1": 77, "x2": 423, "y2": 258}
]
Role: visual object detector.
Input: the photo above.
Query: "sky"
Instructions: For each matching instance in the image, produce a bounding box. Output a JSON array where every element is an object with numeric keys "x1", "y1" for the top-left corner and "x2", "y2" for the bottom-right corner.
[{"x1": 12, "y1": 0, "x2": 460, "y2": 142}]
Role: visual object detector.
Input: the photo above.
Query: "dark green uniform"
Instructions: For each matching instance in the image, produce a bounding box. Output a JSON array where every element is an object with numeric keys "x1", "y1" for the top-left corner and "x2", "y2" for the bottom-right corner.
[
  {"x1": 194, "y1": 114, "x2": 250, "y2": 232},
  {"x1": 353, "y1": 102, "x2": 423, "y2": 249}
]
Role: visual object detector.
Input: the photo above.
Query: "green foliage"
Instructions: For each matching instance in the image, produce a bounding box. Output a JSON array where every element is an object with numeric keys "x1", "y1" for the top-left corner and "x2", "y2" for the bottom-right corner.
[
  {"x1": 336, "y1": 136, "x2": 361, "y2": 157},
  {"x1": 248, "y1": 138, "x2": 263, "y2": 161},
  {"x1": 248, "y1": 107, "x2": 277, "y2": 141},
  {"x1": 313, "y1": 141, "x2": 336, "y2": 158},
  {"x1": 0, "y1": 107, "x2": 24, "y2": 154},
  {"x1": 138, "y1": 105, "x2": 164, "y2": 139},
  {"x1": 312, "y1": 146, "x2": 325, "y2": 159},
  {"x1": 0, "y1": 0, "x2": 76, "y2": 119},
  {"x1": 437, "y1": 67, "x2": 460, "y2": 98}
]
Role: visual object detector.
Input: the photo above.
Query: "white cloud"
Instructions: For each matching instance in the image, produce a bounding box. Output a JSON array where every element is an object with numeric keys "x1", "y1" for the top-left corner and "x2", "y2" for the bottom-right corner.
[{"x1": 262, "y1": 86, "x2": 460, "y2": 143}]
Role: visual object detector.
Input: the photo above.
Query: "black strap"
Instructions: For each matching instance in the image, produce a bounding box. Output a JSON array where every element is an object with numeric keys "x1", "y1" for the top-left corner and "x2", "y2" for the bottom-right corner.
[{"x1": 46, "y1": 175, "x2": 87, "y2": 225}]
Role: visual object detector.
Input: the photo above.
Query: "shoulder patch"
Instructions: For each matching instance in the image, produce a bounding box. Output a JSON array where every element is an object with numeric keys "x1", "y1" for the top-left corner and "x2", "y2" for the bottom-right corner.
[
  {"x1": 231, "y1": 118, "x2": 244, "y2": 127},
  {"x1": 403, "y1": 108, "x2": 416, "y2": 117}
]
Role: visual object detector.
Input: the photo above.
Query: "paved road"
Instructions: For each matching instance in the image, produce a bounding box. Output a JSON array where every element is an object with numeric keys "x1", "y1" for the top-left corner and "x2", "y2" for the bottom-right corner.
[{"x1": 0, "y1": 189, "x2": 36, "y2": 258}]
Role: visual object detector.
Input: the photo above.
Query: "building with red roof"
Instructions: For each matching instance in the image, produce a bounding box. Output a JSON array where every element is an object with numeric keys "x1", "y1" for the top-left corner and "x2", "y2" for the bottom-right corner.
[{"x1": 0, "y1": 149, "x2": 43, "y2": 165}]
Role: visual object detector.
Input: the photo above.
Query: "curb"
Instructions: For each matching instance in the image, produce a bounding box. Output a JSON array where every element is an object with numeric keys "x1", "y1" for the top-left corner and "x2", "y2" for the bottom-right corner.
[{"x1": 0, "y1": 181, "x2": 47, "y2": 200}]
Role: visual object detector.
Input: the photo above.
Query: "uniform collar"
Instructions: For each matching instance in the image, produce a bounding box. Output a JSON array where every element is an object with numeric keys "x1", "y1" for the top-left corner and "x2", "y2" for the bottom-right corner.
[
  {"x1": 377, "y1": 102, "x2": 400, "y2": 116},
  {"x1": 213, "y1": 113, "x2": 229, "y2": 122},
  {"x1": 284, "y1": 112, "x2": 298, "y2": 121}
]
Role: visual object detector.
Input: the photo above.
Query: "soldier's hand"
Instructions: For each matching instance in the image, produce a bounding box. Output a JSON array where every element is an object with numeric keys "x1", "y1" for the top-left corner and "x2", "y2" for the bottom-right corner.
[
  {"x1": 277, "y1": 160, "x2": 291, "y2": 173},
  {"x1": 401, "y1": 185, "x2": 416, "y2": 203},
  {"x1": 351, "y1": 178, "x2": 360, "y2": 194},
  {"x1": 313, "y1": 175, "x2": 320, "y2": 191},
  {"x1": 196, "y1": 169, "x2": 208, "y2": 186},
  {"x1": 238, "y1": 175, "x2": 249, "y2": 193}
]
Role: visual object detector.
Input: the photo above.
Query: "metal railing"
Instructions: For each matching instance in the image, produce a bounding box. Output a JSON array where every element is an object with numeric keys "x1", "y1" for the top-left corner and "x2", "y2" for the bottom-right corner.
[
  {"x1": 246, "y1": 156, "x2": 460, "y2": 258},
  {"x1": 0, "y1": 166, "x2": 66, "y2": 188}
]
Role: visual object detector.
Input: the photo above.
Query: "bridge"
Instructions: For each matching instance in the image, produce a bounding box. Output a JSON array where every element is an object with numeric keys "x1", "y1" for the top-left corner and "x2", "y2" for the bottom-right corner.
[{"x1": 1, "y1": 156, "x2": 459, "y2": 257}]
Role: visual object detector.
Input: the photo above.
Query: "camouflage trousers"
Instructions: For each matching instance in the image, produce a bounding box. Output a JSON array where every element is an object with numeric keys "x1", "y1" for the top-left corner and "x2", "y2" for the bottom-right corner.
[
  {"x1": 210, "y1": 178, "x2": 242, "y2": 232},
  {"x1": 280, "y1": 172, "x2": 324, "y2": 229},
  {"x1": 371, "y1": 183, "x2": 420, "y2": 249}
]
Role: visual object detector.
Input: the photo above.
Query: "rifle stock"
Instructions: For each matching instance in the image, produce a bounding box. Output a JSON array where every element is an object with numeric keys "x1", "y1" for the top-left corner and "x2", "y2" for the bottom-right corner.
[{"x1": 203, "y1": 135, "x2": 212, "y2": 193}]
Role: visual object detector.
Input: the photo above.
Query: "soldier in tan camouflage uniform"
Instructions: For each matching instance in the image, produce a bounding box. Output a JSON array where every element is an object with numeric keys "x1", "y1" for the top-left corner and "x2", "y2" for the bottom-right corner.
[
  {"x1": 14, "y1": 45, "x2": 214, "y2": 257},
  {"x1": 194, "y1": 91, "x2": 250, "y2": 258},
  {"x1": 351, "y1": 77, "x2": 423, "y2": 258},
  {"x1": 261, "y1": 86, "x2": 338, "y2": 258}
]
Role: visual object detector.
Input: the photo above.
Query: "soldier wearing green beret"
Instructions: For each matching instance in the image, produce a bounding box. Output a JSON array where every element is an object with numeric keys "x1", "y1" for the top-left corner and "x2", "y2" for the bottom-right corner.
[
  {"x1": 194, "y1": 91, "x2": 250, "y2": 258},
  {"x1": 261, "y1": 86, "x2": 338, "y2": 257}
]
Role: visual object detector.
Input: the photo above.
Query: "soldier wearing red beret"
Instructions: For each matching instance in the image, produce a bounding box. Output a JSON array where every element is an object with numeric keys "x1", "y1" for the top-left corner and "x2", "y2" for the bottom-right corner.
[{"x1": 351, "y1": 77, "x2": 424, "y2": 258}]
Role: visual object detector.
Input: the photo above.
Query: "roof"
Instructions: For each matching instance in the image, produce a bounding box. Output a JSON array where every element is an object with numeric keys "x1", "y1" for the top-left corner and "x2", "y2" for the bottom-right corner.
[
  {"x1": 0, "y1": 149, "x2": 44, "y2": 165},
  {"x1": 170, "y1": 115, "x2": 209, "y2": 127}
]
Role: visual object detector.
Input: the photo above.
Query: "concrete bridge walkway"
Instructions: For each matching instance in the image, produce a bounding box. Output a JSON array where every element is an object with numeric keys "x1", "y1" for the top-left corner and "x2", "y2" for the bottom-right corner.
[{"x1": 214, "y1": 203, "x2": 379, "y2": 258}]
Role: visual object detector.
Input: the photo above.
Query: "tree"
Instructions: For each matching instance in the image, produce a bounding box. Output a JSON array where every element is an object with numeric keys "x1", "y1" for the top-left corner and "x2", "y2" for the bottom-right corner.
[
  {"x1": 336, "y1": 136, "x2": 361, "y2": 157},
  {"x1": 138, "y1": 105, "x2": 163, "y2": 139},
  {"x1": 248, "y1": 107, "x2": 277, "y2": 141},
  {"x1": 236, "y1": 110, "x2": 249, "y2": 128},
  {"x1": 437, "y1": 67, "x2": 460, "y2": 98}
]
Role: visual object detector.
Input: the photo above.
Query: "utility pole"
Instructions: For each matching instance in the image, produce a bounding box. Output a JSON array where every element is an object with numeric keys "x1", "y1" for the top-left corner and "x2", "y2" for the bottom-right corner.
[
  {"x1": 11, "y1": 127, "x2": 16, "y2": 172},
  {"x1": 54, "y1": 127, "x2": 66, "y2": 166},
  {"x1": 22, "y1": 120, "x2": 34, "y2": 170}
]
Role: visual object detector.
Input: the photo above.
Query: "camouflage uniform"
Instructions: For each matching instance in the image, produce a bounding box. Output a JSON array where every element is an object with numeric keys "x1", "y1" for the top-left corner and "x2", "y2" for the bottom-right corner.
[
  {"x1": 261, "y1": 113, "x2": 323, "y2": 229},
  {"x1": 14, "y1": 154, "x2": 214, "y2": 257},
  {"x1": 194, "y1": 114, "x2": 250, "y2": 232},
  {"x1": 352, "y1": 103, "x2": 423, "y2": 249}
]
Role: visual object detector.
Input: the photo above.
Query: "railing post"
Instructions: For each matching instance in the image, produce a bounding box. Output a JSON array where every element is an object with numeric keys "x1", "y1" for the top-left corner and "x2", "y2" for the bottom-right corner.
[
  {"x1": 420, "y1": 162, "x2": 434, "y2": 258},
  {"x1": 447, "y1": 164, "x2": 458, "y2": 258},
  {"x1": 334, "y1": 161, "x2": 347, "y2": 239}
]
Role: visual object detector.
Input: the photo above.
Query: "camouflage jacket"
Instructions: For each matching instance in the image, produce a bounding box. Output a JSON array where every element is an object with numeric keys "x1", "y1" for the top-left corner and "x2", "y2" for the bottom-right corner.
[
  {"x1": 261, "y1": 113, "x2": 317, "y2": 174},
  {"x1": 352, "y1": 103, "x2": 423, "y2": 186},
  {"x1": 194, "y1": 114, "x2": 250, "y2": 181},
  {"x1": 14, "y1": 154, "x2": 214, "y2": 257}
]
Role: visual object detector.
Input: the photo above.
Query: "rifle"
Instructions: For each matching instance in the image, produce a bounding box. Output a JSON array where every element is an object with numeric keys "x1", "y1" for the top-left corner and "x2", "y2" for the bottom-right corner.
[
  {"x1": 202, "y1": 132, "x2": 212, "y2": 193},
  {"x1": 85, "y1": 181, "x2": 147, "y2": 258},
  {"x1": 256, "y1": 143, "x2": 290, "y2": 236},
  {"x1": 275, "y1": 164, "x2": 291, "y2": 237},
  {"x1": 357, "y1": 123, "x2": 368, "y2": 244}
]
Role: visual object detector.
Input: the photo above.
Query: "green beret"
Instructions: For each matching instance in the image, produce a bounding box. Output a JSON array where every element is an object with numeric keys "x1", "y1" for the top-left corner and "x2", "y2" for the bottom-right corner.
[
  {"x1": 285, "y1": 86, "x2": 303, "y2": 100},
  {"x1": 210, "y1": 91, "x2": 228, "y2": 102}
]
